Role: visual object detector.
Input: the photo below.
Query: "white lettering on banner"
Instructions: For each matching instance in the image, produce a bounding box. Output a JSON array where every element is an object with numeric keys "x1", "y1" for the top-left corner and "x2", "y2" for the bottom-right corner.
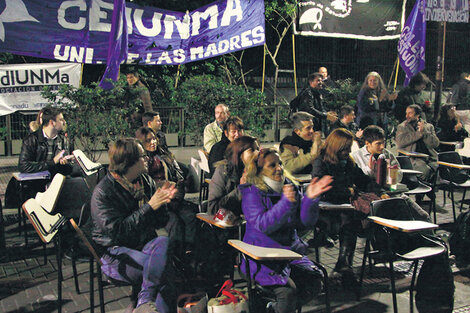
[
  {"x1": 53, "y1": 45, "x2": 94, "y2": 63},
  {"x1": 191, "y1": 5, "x2": 219, "y2": 36},
  {"x1": 398, "y1": 26, "x2": 425, "y2": 74},
  {"x1": 0, "y1": 69, "x2": 71, "y2": 86},
  {"x1": 425, "y1": 0, "x2": 469, "y2": 22},
  {"x1": 57, "y1": 0, "x2": 249, "y2": 39}
]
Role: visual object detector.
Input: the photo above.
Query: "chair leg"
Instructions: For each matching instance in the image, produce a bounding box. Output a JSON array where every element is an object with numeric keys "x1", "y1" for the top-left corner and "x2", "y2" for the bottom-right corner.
[
  {"x1": 71, "y1": 250, "x2": 80, "y2": 294},
  {"x1": 409, "y1": 260, "x2": 419, "y2": 313},
  {"x1": 55, "y1": 234, "x2": 63, "y2": 313},
  {"x1": 90, "y1": 257, "x2": 95, "y2": 313},
  {"x1": 43, "y1": 242, "x2": 47, "y2": 265},
  {"x1": 460, "y1": 188, "x2": 467, "y2": 212},
  {"x1": 388, "y1": 260, "x2": 398, "y2": 313},
  {"x1": 450, "y1": 189, "x2": 457, "y2": 222},
  {"x1": 359, "y1": 238, "x2": 370, "y2": 293},
  {"x1": 97, "y1": 261, "x2": 105, "y2": 313},
  {"x1": 314, "y1": 227, "x2": 320, "y2": 263}
]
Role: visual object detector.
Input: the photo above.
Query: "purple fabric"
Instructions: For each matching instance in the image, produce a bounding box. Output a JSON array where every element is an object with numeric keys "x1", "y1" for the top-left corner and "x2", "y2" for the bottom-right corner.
[
  {"x1": 398, "y1": 0, "x2": 426, "y2": 86},
  {"x1": 99, "y1": 0, "x2": 128, "y2": 89},
  {"x1": 101, "y1": 237, "x2": 169, "y2": 313},
  {"x1": 0, "y1": 0, "x2": 265, "y2": 66},
  {"x1": 239, "y1": 183, "x2": 321, "y2": 286}
]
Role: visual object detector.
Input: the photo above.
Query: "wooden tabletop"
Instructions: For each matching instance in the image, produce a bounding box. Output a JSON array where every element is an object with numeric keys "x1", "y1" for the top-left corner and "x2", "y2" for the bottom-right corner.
[
  {"x1": 368, "y1": 216, "x2": 438, "y2": 233},
  {"x1": 228, "y1": 239, "x2": 302, "y2": 261},
  {"x1": 196, "y1": 213, "x2": 240, "y2": 229},
  {"x1": 291, "y1": 174, "x2": 312, "y2": 184},
  {"x1": 397, "y1": 150, "x2": 429, "y2": 158},
  {"x1": 437, "y1": 161, "x2": 470, "y2": 170},
  {"x1": 401, "y1": 169, "x2": 423, "y2": 175},
  {"x1": 440, "y1": 141, "x2": 460, "y2": 146}
]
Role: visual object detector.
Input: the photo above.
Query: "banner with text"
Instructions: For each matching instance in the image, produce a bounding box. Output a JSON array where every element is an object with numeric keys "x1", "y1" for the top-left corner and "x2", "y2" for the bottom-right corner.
[
  {"x1": 0, "y1": 63, "x2": 82, "y2": 116},
  {"x1": 425, "y1": 0, "x2": 469, "y2": 23},
  {"x1": 294, "y1": 0, "x2": 406, "y2": 40},
  {"x1": 0, "y1": 0, "x2": 265, "y2": 66}
]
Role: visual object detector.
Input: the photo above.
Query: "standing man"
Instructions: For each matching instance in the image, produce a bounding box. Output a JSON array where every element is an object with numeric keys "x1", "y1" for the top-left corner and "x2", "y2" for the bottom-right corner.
[
  {"x1": 280, "y1": 112, "x2": 322, "y2": 174},
  {"x1": 208, "y1": 116, "x2": 244, "y2": 174},
  {"x1": 318, "y1": 66, "x2": 337, "y2": 89},
  {"x1": 126, "y1": 69, "x2": 153, "y2": 129},
  {"x1": 203, "y1": 104, "x2": 229, "y2": 153},
  {"x1": 142, "y1": 111, "x2": 166, "y2": 150},
  {"x1": 330, "y1": 105, "x2": 363, "y2": 143},
  {"x1": 298, "y1": 73, "x2": 337, "y2": 133},
  {"x1": 396, "y1": 104, "x2": 440, "y2": 182},
  {"x1": 91, "y1": 138, "x2": 176, "y2": 313},
  {"x1": 449, "y1": 72, "x2": 470, "y2": 130}
]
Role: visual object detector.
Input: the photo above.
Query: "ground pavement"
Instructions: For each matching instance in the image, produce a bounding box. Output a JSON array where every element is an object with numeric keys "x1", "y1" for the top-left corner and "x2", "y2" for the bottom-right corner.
[{"x1": 1, "y1": 147, "x2": 470, "y2": 313}]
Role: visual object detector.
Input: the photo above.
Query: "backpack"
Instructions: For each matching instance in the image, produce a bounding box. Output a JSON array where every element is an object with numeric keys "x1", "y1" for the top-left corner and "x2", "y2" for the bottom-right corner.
[
  {"x1": 288, "y1": 88, "x2": 306, "y2": 117},
  {"x1": 448, "y1": 209, "x2": 470, "y2": 265},
  {"x1": 415, "y1": 248, "x2": 455, "y2": 313}
]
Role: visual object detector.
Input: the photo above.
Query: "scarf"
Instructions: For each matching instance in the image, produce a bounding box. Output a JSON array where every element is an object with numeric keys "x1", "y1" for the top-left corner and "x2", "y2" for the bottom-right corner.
[
  {"x1": 110, "y1": 172, "x2": 147, "y2": 206},
  {"x1": 263, "y1": 175, "x2": 284, "y2": 194},
  {"x1": 280, "y1": 131, "x2": 313, "y2": 154}
]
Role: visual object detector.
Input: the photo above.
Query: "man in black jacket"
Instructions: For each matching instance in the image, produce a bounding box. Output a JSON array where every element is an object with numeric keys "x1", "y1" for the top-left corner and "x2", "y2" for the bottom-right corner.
[
  {"x1": 298, "y1": 72, "x2": 337, "y2": 133},
  {"x1": 91, "y1": 138, "x2": 176, "y2": 313}
]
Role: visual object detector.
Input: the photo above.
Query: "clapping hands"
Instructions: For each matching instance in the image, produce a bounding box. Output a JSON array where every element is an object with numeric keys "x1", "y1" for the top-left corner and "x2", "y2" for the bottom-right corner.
[
  {"x1": 306, "y1": 175, "x2": 333, "y2": 199},
  {"x1": 149, "y1": 181, "x2": 177, "y2": 210}
]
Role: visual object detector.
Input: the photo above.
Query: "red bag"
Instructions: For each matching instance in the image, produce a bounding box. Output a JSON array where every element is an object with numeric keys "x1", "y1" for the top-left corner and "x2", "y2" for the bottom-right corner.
[{"x1": 351, "y1": 192, "x2": 380, "y2": 215}]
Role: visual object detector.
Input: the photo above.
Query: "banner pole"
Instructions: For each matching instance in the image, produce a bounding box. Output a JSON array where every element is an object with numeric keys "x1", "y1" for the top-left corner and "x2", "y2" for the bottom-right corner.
[
  {"x1": 393, "y1": 56, "x2": 400, "y2": 91},
  {"x1": 175, "y1": 64, "x2": 181, "y2": 89},
  {"x1": 79, "y1": 64, "x2": 84, "y2": 86},
  {"x1": 292, "y1": 34, "x2": 298, "y2": 96},
  {"x1": 261, "y1": 44, "x2": 266, "y2": 93}
]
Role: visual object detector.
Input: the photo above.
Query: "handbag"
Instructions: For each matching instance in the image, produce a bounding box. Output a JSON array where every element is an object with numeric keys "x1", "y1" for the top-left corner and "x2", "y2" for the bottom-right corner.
[
  {"x1": 351, "y1": 191, "x2": 380, "y2": 215},
  {"x1": 207, "y1": 280, "x2": 249, "y2": 313},
  {"x1": 177, "y1": 292, "x2": 208, "y2": 313}
]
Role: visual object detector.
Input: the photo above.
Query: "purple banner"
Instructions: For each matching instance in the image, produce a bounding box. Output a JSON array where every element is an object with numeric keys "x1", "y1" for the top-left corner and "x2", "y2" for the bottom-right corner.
[
  {"x1": 0, "y1": 0, "x2": 265, "y2": 65},
  {"x1": 398, "y1": 0, "x2": 426, "y2": 86}
]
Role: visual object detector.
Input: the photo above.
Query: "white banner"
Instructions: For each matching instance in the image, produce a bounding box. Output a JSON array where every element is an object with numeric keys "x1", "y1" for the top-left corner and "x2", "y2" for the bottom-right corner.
[{"x1": 0, "y1": 63, "x2": 82, "y2": 116}]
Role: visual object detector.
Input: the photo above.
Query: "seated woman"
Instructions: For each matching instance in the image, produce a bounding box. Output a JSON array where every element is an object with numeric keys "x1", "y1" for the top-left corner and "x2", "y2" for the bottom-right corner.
[
  {"x1": 437, "y1": 104, "x2": 468, "y2": 151},
  {"x1": 208, "y1": 135, "x2": 259, "y2": 215},
  {"x1": 91, "y1": 138, "x2": 176, "y2": 313},
  {"x1": 136, "y1": 127, "x2": 197, "y2": 255},
  {"x1": 311, "y1": 129, "x2": 388, "y2": 283},
  {"x1": 240, "y1": 148, "x2": 332, "y2": 313}
]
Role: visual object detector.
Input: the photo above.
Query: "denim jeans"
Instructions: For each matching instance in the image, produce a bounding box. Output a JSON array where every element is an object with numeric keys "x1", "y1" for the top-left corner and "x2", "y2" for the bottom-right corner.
[{"x1": 101, "y1": 236, "x2": 170, "y2": 313}]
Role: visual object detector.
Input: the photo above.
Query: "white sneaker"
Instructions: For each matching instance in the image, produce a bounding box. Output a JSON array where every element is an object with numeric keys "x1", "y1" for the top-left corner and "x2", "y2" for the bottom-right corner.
[{"x1": 132, "y1": 302, "x2": 159, "y2": 313}]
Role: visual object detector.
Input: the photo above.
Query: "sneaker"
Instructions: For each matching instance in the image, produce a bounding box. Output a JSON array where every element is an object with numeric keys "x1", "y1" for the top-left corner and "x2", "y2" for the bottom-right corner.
[
  {"x1": 266, "y1": 301, "x2": 276, "y2": 313},
  {"x1": 133, "y1": 302, "x2": 159, "y2": 313}
]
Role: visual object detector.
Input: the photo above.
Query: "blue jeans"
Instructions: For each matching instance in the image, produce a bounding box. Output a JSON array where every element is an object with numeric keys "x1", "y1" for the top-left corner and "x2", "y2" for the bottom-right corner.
[{"x1": 101, "y1": 236, "x2": 170, "y2": 312}]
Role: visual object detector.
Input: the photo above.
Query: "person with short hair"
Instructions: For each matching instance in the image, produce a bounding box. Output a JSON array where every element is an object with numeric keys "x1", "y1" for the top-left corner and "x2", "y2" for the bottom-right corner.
[
  {"x1": 280, "y1": 112, "x2": 321, "y2": 174},
  {"x1": 126, "y1": 69, "x2": 153, "y2": 113},
  {"x1": 203, "y1": 104, "x2": 229, "y2": 153},
  {"x1": 142, "y1": 111, "x2": 167, "y2": 150},
  {"x1": 394, "y1": 72, "x2": 431, "y2": 122},
  {"x1": 241, "y1": 147, "x2": 332, "y2": 313},
  {"x1": 208, "y1": 116, "x2": 244, "y2": 174},
  {"x1": 19, "y1": 106, "x2": 72, "y2": 175},
  {"x1": 318, "y1": 66, "x2": 337, "y2": 89},
  {"x1": 330, "y1": 105, "x2": 363, "y2": 142},
  {"x1": 396, "y1": 104, "x2": 440, "y2": 182},
  {"x1": 91, "y1": 138, "x2": 176, "y2": 313},
  {"x1": 297, "y1": 73, "x2": 337, "y2": 132},
  {"x1": 437, "y1": 105, "x2": 468, "y2": 147}
]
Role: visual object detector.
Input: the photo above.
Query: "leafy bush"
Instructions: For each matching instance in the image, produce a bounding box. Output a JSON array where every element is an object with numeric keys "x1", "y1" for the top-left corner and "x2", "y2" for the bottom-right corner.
[
  {"x1": 41, "y1": 79, "x2": 142, "y2": 161},
  {"x1": 324, "y1": 78, "x2": 361, "y2": 112},
  {"x1": 174, "y1": 75, "x2": 269, "y2": 144}
]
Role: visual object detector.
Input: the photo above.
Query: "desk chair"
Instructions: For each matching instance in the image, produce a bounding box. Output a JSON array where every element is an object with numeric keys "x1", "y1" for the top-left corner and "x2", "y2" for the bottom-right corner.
[
  {"x1": 22, "y1": 174, "x2": 67, "y2": 312},
  {"x1": 70, "y1": 218, "x2": 140, "y2": 313},
  {"x1": 198, "y1": 149, "x2": 211, "y2": 204},
  {"x1": 437, "y1": 151, "x2": 470, "y2": 222},
  {"x1": 228, "y1": 239, "x2": 331, "y2": 313},
  {"x1": 456, "y1": 137, "x2": 470, "y2": 158},
  {"x1": 359, "y1": 198, "x2": 445, "y2": 313}
]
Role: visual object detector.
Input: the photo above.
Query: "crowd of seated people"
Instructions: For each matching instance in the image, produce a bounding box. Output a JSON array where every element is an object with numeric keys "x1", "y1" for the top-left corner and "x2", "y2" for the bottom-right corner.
[{"x1": 14, "y1": 66, "x2": 465, "y2": 313}]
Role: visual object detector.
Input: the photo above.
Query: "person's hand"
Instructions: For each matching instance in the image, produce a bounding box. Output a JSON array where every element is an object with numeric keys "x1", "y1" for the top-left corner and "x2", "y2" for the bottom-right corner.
[
  {"x1": 326, "y1": 111, "x2": 338, "y2": 122},
  {"x1": 388, "y1": 92, "x2": 398, "y2": 101},
  {"x1": 348, "y1": 187, "x2": 355, "y2": 196},
  {"x1": 417, "y1": 120, "x2": 424, "y2": 133},
  {"x1": 306, "y1": 175, "x2": 333, "y2": 199},
  {"x1": 283, "y1": 184, "x2": 296, "y2": 202},
  {"x1": 53, "y1": 150, "x2": 65, "y2": 164},
  {"x1": 240, "y1": 169, "x2": 248, "y2": 185},
  {"x1": 356, "y1": 129, "x2": 363, "y2": 138},
  {"x1": 455, "y1": 122, "x2": 463, "y2": 132},
  {"x1": 310, "y1": 131, "x2": 322, "y2": 155},
  {"x1": 380, "y1": 193, "x2": 390, "y2": 200},
  {"x1": 148, "y1": 182, "x2": 177, "y2": 210}
]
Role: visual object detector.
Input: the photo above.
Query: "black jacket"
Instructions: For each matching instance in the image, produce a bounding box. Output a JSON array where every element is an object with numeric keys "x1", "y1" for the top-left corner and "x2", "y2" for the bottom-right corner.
[
  {"x1": 450, "y1": 79, "x2": 470, "y2": 110},
  {"x1": 18, "y1": 129, "x2": 72, "y2": 175},
  {"x1": 91, "y1": 172, "x2": 168, "y2": 251},
  {"x1": 298, "y1": 87, "x2": 326, "y2": 131},
  {"x1": 208, "y1": 134, "x2": 230, "y2": 175}
]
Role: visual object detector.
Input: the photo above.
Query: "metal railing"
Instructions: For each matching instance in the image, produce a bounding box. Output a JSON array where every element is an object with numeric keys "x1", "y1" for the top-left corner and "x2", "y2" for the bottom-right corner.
[{"x1": 1, "y1": 105, "x2": 291, "y2": 155}]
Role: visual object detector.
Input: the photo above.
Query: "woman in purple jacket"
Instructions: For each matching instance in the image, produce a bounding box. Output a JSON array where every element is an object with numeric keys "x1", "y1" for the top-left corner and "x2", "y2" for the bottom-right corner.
[{"x1": 240, "y1": 148, "x2": 332, "y2": 313}]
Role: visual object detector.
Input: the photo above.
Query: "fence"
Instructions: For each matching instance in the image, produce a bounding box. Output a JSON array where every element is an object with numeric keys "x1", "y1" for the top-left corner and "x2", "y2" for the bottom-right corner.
[{"x1": 0, "y1": 105, "x2": 291, "y2": 156}]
